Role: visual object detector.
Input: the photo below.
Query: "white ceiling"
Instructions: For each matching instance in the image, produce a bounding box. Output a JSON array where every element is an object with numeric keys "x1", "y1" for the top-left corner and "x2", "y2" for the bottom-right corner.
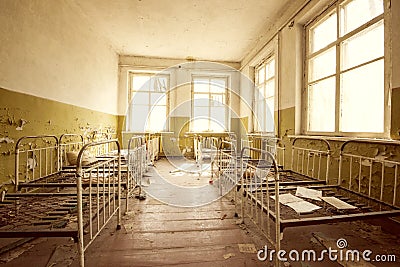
[{"x1": 72, "y1": 0, "x2": 292, "y2": 62}]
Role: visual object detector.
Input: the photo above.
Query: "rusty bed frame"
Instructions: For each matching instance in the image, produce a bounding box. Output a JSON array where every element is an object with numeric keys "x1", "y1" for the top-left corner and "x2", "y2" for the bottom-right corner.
[
  {"x1": 0, "y1": 135, "x2": 123, "y2": 267},
  {"x1": 214, "y1": 135, "x2": 400, "y2": 256}
]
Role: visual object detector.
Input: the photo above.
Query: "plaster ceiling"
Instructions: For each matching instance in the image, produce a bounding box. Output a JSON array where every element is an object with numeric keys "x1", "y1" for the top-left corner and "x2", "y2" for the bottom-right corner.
[{"x1": 71, "y1": 0, "x2": 292, "y2": 62}]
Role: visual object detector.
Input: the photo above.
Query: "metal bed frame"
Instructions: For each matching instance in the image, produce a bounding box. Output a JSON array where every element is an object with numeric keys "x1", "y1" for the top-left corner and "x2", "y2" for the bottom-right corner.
[
  {"x1": 237, "y1": 139, "x2": 400, "y2": 264},
  {"x1": 126, "y1": 135, "x2": 147, "y2": 212},
  {"x1": 0, "y1": 136, "x2": 122, "y2": 267},
  {"x1": 146, "y1": 133, "x2": 160, "y2": 166},
  {"x1": 240, "y1": 146, "x2": 281, "y2": 256},
  {"x1": 210, "y1": 135, "x2": 400, "y2": 264},
  {"x1": 240, "y1": 135, "x2": 285, "y2": 169},
  {"x1": 211, "y1": 138, "x2": 240, "y2": 214}
]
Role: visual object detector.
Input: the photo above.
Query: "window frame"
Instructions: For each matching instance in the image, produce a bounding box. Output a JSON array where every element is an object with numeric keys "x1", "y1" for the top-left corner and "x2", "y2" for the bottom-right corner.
[
  {"x1": 190, "y1": 75, "x2": 230, "y2": 132},
  {"x1": 127, "y1": 72, "x2": 170, "y2": 132},
  {"x1": 254, "y1": 55, "x2": 277, "y2": 134},
  {"x1": 303, "y1": 0, "x2": 389, "y2": 138}
]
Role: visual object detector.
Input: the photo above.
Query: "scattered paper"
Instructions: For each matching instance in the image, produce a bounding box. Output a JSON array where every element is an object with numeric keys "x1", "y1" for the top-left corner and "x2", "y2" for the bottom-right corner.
[
  {"x1": 295, "y1": 187, "x2": 322, "y2": 201},
  {"x1": 238, "y1": 243, "x2": 257, "y2": 253},
  {"x1": 271, "y1": 193, "x2": 321, "y2": 214},
  {"x1": 286, "y1": 201, "x2": 322, "y2": 214},
  {"x1": 321, "y1": 197, "x2": 357, "y2": 210},
  {"x1": 271, "y1": 193, "x2": 303, "y2": 204}
]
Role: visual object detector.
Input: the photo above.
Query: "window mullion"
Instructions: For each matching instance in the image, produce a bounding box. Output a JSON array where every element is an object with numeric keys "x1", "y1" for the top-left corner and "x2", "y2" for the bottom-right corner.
[{"x1": 335, "y1": 4, "x2": 341, "y2": 134}]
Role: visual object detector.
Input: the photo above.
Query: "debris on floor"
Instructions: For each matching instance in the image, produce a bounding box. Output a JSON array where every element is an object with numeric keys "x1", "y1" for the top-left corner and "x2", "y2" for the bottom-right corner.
[
  {"x1": 46, "y1": 244, "x2": 76, "y2": 267},
  {"x1": 238, "y1": 243, "x2": 257, "y2": 253},
  {"x1": 223, "y1": 252, "x2": 236, "y2": 259}
]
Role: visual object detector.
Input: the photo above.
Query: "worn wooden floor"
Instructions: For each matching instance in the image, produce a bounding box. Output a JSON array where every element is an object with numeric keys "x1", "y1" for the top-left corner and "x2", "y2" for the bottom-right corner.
[{"x1": 72, "y1": 197, "x2": 267, "y2": 267}]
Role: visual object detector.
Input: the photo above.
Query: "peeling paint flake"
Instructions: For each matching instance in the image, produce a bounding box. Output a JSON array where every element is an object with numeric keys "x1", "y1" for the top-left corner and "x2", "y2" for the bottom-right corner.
[
  {"x1": 16, "y1": 119, "x2": 27, "y2": 130},
  {"x1": 0, "y1": 137, "x2": 14, "y2": 144}
]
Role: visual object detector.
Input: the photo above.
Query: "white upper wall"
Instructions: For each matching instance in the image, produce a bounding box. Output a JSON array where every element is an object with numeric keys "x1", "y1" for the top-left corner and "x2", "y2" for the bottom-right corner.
[{"x1": 0, "y1": 0, "x2": 119, "y2": 115}]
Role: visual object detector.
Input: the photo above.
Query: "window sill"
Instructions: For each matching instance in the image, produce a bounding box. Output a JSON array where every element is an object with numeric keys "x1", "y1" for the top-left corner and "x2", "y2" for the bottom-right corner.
[{"x1": 287, "y1": 134, "x2": 399, "y2": 144}]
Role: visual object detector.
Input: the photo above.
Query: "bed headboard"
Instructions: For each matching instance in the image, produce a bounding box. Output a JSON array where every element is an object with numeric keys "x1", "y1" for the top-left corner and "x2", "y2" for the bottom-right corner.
[
  {"x1": 339, "y1": 139, "x2": 400, "y2": 207},
  {"x1": 14, "y1": 135, "x2": 59, "y2": 191}
]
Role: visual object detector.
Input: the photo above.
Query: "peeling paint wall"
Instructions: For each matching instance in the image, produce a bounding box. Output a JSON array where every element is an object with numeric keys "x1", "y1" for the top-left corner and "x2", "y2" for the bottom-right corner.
[{"x1": 0, "y1": 87, "x2": 118, "y2": 187}]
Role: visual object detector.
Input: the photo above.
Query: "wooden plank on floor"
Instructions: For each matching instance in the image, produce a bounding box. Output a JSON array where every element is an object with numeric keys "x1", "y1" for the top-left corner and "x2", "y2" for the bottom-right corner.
[
  {"x1": 126, "y1": 209, "x2": 236, "y2": 221},
  {"x1": 84, "y1": 243, "x2": 264, "y2": 267},
  {"x1": 96, "y1": 229, "x2": 256, "y2": 250},
  {"x1": 124, "y1": 218, "x2": 239, "y2": 233}
]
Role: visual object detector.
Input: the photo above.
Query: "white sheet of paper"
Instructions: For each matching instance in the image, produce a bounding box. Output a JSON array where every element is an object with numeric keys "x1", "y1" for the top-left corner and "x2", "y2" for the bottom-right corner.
[
  {"x1": 271, "y1": 193, "x2": 303, "y2": 204},
  {"x1": 321, "y1": 196, "x2": 357, "y2": 210},
  {"x1": 295, "y1": 187, "x2": 322, "y2": 201},
  {"x1": 286, "y1": 201, "x2": 322, "y2": 214},
  {"x1": 271, "y1": 193, "x2": 321, "y2": 214}
]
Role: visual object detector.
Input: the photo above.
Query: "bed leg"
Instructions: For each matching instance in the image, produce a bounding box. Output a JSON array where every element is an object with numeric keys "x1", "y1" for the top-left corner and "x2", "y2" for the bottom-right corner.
[{"x1": 77, "y1": 239, "x2": 85, "y2": 267}]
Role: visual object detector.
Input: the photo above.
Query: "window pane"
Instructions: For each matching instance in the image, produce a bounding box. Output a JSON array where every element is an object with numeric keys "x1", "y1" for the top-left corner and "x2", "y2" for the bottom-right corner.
[
  {"x1": 258, "y1": 66, "x2": 265, "y2": 84},
  {"x1": 193, "y1": 78, "x2": 209, "y2": 92},
  {"x1": 265, "y1": 80, "x2": 274, "y2": 98},
  {"x1": 193, "y1": 97, "x2": 209, "y2": 107},
  {"x1": 131, "y1": 105, "x2": 149, "y2": 132},
  {"x1": 308, "y1": 47, "x2": 336, "y2": 82},
  {"x1": 131, "y1": 92, "x2": 149, "y2": 105},
  {"x1": 210, "y1": 107, "x2": 226, "y2": 128},
  {"x1": 255, "y1": 99, "x2": 266, "y2": 131},
  {"x1": 340, "y1": 60, "x2": 384, "y2": 132},
  {"x1": 148, "y1": 105, "x2": 166, "y2": 131},
  {"x1": 132, "y1": 75, "x2": 150, "y2": 91},
  {"x1": 308, "y1": 77, "x2": 336, "y2": 132},
  {"x1": 310, "y1": 12, "x2": 337, "y2": 53},
  {"x1": 150, "y1": 93, "x2": 165, "y2": 105},
  {"x1": 211, "y1": 94, "x2": 224, "y2": 106},
  {"x1": 341, "y1": 20, "x2": 383, "y2": 70},
  {"x1": 154, "y1": 77, "x2": 168, "y2": 92},
  {"x1": 211, "y1": 78, "x2": 226, "y2": 93},
  {"x1": 194, "y1": 107, "x2": 209, "y2": 118},
  {"x1": 266, "y1": 59, "x2": 275, "y2": 79},
  {"x1": 340, "y1": 0, "x2": 383, "y2": 36}
]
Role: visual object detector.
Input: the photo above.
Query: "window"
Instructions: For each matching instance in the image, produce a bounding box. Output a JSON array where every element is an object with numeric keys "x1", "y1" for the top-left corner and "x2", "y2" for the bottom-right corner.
[
  {"x1": 191, "y1": 76, "x2": 228, "y2": 132},
  {"x1": 305, "y1": 0, "x2": 385, "y2": 135},
  {"x1": 127, "y1": 73, "x2": 169, "y2": 132},
  {"x1": 254, "y1": 57, "x2": 276, "y2": 133}
]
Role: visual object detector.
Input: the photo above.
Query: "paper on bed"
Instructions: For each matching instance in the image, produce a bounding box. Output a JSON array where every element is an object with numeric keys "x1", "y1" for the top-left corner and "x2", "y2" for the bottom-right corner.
[
  {"x1": 286, "y1": 201, "x2": 322, "y2": 214},
  {"x1": 271, "y1": 193, "x2": 303, "y2": 204},
  {"x1": 321, "y1": 196, "x2": 357, "y2": 210},
  {"x1": 295, "y1": 187, "x2": 322, "y2": 201},
  {"x1": 271, "y1": 193, "x2": 321, "y2": 214}
]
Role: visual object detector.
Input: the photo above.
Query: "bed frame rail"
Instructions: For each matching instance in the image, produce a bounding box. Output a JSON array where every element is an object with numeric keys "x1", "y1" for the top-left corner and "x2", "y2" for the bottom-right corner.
[
  {"x1": 240, "y1": 146, "x2": 280, "y2": 254},
  {"x1": 126, "y1": 135, "x2": 146, "y2": 212},
  {"x1": 14, "y1": 135, "x2": 59, "y2": 191},
  {"x1": 291, "y1": 137, "x2": 331, "y2": 184},
  {"x1": 76, "y1": 139, "x2": 122, "y2": 267},
  {"x1": 339, "y1": 139, "x2": 400, "y2": 207}
]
